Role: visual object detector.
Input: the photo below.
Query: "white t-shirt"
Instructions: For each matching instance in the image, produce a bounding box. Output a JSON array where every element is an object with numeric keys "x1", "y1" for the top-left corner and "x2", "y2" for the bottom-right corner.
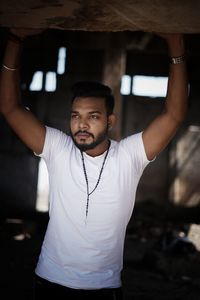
[{"x1": 35, "y1": 126, "x2": 150, "y2": 289}]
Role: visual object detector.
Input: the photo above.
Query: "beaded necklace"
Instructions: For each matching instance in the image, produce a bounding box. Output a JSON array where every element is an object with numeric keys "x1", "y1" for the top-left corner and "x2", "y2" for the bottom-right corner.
[{"x1": 80, "y1": 140, "x2": 111, "y2": 219}]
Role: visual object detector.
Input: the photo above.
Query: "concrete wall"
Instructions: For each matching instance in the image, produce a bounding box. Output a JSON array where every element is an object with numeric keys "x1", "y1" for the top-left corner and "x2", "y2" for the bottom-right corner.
[
  {"x1": 169, "y1": 77, "x2": 200, "y2": 207},
  {"x1": 0, "y1": 115, "x2": 39, "y2": 215},
  {"x1": 122, "y1": 95, "x2": 169, "y2": 204}
]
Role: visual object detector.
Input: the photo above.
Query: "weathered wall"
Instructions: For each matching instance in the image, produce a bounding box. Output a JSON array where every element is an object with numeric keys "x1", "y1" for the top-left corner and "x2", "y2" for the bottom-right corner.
[
  {"x1": 122, "y1": 95, "x2": 169, "y2": 204},
  {"x1": 0, "y1": 113, "x2": 39, "y2": 215},
  {"x1": 169, "y1": 72, "x2": 200, "y2": 207}
]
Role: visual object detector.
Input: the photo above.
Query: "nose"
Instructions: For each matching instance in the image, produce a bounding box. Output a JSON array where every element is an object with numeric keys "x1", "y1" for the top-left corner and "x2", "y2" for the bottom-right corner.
[{"x1": 79, "y1": 117, "x2": 89, "y2": 130}]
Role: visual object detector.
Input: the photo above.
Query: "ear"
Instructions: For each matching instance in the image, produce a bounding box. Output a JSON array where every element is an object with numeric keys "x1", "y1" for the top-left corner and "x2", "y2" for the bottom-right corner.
[{"x1": 108, "y1": 114, "x2": 116, "y2": 130}]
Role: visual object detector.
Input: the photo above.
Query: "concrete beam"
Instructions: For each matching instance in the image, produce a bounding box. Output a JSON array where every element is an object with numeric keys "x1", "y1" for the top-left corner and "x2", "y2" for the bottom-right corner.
[{"x1": 0, "y1": 1, "x2": 200, "y2": 33}]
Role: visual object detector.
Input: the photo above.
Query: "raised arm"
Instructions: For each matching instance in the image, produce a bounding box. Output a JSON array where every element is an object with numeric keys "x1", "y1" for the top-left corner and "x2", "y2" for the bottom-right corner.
[
  {"x1": 142, "y1": 33, "x2": 188, "y2": 161},
  {"x1": 0, "y1": 28, "x2": 46, "y2": 155}
]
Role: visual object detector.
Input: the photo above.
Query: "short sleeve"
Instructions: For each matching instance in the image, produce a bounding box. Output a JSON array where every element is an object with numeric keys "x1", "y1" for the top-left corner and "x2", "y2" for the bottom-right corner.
[
  {"x1": 34, "y1": 126, "x2": 70, "y2": 164},
  {"x1": 120, "y1": 132, "x2": 153, "y2": 176}
]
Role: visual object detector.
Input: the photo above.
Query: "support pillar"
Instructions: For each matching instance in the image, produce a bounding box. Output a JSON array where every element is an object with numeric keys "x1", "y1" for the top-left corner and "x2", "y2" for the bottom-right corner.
[{"x1": 102, "y1": 34, "x2": 126, "y2": 141}]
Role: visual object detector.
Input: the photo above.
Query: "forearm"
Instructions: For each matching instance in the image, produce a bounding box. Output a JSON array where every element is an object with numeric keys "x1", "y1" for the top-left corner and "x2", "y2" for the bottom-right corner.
[
  {"x1": 142, "y1": 34, "x2": 189, "y2": 160},
  {"x1": 165, "y1": 35, "x2": 188, "y2": 123},
  {"x1": 0, "y1": 37, "x2": 23, "y2": 116}
]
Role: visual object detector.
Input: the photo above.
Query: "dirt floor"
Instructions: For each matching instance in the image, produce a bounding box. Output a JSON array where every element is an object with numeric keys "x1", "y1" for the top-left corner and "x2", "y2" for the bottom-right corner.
[{"x1": 1, "y1": 201, "x2": 200, "y2": 300}]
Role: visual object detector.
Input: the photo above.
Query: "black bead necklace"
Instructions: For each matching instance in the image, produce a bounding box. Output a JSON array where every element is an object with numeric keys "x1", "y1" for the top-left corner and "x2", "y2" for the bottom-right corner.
[{"x1": 80, "y1": 140, "x2": 111, "y2": 219}]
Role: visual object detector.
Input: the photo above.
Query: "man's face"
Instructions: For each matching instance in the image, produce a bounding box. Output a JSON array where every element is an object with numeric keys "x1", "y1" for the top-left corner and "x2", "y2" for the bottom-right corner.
[{"x1": 70, "y1": 96, "x2": 110, "y2": 151}]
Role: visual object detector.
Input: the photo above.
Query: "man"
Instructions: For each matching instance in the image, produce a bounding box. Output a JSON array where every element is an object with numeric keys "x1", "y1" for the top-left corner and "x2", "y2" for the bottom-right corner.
[{"x1": 0, "y1": 28, "x2": 188, "y2": 300}]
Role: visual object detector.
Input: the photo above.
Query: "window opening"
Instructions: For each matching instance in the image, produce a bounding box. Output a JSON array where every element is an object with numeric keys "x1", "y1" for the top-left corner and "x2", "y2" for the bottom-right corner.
[
  {"x1": 29, "y1": 71, "x2": 43, "y2": 91},
  {"x1": 57, "y1": 47, "x2": 66, "y2": 75},
  {"x1": 120, "y1": 75, "x2": 132, "y2": 95},
  {"x1": 132, "y1": 75, "x2": 168, "y2": 98},
  {"x1": 45, "y1": 72, "x2": 57, "y2": 92}
]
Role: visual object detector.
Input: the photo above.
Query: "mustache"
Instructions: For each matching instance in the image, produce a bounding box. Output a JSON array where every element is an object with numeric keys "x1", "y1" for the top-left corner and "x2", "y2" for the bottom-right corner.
[{"x1": 74, "y1": 130, "x2": 94, "y2": 138}]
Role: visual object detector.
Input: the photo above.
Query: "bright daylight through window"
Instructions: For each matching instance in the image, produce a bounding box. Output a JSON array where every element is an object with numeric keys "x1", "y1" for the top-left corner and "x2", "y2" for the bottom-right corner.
[{"x1": 121, "y1": 74, "x2": 168, "y2": 98}]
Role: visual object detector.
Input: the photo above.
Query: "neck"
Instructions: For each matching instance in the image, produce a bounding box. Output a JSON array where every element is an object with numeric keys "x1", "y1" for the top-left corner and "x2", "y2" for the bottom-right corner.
[{"x1": 85, "y1": 139, "x2": 110, "y2": 157}]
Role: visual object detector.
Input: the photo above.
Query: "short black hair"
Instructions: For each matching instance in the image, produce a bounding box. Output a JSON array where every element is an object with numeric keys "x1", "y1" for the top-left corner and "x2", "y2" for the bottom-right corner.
[{"x1": 70, "y1": 81, "x2": 115, "y2": 115}]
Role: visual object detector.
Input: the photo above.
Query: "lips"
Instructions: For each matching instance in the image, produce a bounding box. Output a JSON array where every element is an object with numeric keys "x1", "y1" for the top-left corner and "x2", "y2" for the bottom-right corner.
[
  {"x1": 75, "y1": 131, "x2": 94, "y2": 139},
  {"x1": 77, "y1": 133, "x2": 90, "y2": 138}
]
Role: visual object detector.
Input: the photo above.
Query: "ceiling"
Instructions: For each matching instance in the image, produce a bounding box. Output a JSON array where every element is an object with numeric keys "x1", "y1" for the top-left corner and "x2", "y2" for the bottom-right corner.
[{"x1": 0, "y1": 0, "x2": 200, "y2": 33}]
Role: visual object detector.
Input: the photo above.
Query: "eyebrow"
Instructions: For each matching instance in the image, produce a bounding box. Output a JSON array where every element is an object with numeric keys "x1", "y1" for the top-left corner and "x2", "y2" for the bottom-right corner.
[
  {"x1": 71, "y1": 110, "x2": 102, "y2": 114},
  {"x1": 88, "y1": 111, "x2": 102, "y2": 114}
]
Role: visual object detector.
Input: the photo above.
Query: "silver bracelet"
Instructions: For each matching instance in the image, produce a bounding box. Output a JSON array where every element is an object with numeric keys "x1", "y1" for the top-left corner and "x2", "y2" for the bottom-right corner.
[
  {"x1": 169, "y1": 55, "x2": 186, "y2": 65},
  {"x1": 2, "y1": 64, "x2": 18, "y2": 71}
]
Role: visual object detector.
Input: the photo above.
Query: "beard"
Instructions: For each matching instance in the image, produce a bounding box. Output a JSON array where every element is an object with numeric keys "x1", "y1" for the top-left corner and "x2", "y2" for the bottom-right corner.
[{"x1": 70, "y1": 127, "x2": 108, "y2": 152}]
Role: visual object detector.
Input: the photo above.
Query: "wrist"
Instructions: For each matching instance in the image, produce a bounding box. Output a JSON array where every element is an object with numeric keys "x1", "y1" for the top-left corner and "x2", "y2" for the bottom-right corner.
[
  {"x1": 2, "y1": 64, "x2": 18, "y2": 72},
  {"x1": 2, "y1": 36, "x2": 23, "y2": 71},
  {"x1": 169, "y1": 54, "x2": 186, "y2": 65}
]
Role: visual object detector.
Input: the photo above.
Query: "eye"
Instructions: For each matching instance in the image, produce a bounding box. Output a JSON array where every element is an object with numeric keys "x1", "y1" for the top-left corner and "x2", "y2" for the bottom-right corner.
[
  {"x1": 71, "y1": 114, "x2": 79, "y2": 119},
  {"x1": 90, "y1": 114, "x2": 99, "y2": 120}
]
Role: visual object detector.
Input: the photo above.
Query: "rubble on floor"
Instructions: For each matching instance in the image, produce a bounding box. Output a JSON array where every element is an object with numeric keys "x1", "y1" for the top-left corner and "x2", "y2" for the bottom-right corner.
[{"x1": 1, "y1": 201, "x2": 200, "y2": 300}]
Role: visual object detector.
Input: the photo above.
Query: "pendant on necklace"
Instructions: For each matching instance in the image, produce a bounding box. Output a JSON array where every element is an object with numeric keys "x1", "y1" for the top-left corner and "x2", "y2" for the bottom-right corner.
[{"x1": 80, "y1": 141, "x2": 111, "y2": 220}]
